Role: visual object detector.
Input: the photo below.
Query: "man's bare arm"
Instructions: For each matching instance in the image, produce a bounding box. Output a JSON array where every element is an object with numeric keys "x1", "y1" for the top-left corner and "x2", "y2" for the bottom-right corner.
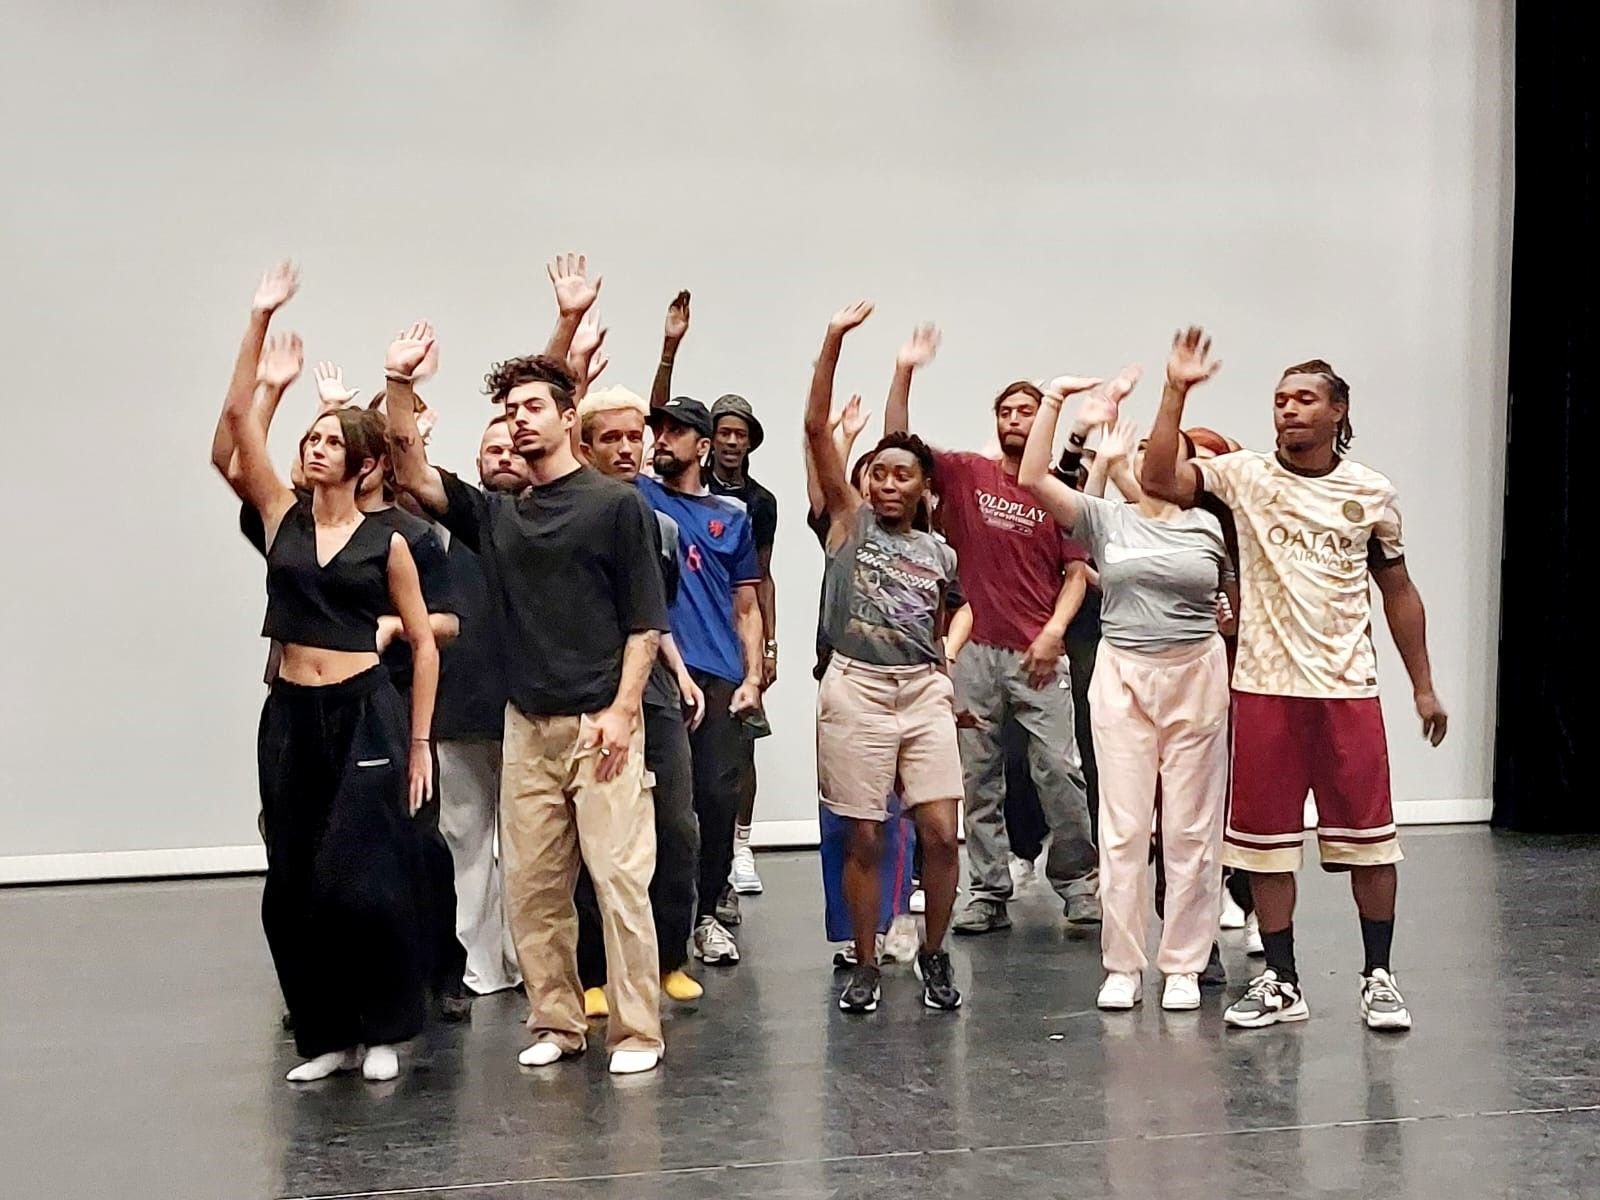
[
  {"x1": 650, "y1": 290, "x2": 691, "y2": 411},
  {"x1": 1141, "y1": 327, "x2": 1219, "y2": 508},
  {"x1": 882, "y1": 323, "x2": 939, "y2": 437},
  {"x1": 1373, "y1": 560, "x2": 1449, "y2": 745},
  {"x1": 383, "y1": 321, "x2": 449, "y2": 515},
  {"x1": 212, "y1": 262, "x2": 299, "y2": 478},
  {"x1": 543, "y1": 252, "x2": 601, "y2": 362}
]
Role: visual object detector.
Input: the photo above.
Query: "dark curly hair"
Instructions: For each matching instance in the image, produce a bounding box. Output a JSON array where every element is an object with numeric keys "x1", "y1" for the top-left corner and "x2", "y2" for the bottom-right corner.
[
  {"x1": 867, "y1": 431, "x2": 937, "y2": 481},
  {"x1": 1280, "y1": 358, "x2": 1353, "y2": 453},
  {"x1": 483, "y1": 354, "x2": 576, "y2": 413},
  {"x1": 992, "y1": 379, "x2": 1044, "y2": 414}
]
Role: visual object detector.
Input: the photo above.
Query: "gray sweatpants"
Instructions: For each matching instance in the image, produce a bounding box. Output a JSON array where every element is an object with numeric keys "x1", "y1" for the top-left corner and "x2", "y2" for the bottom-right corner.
[{"x1": 954, "y1": 642, "x2": 1097, "y2": 904}]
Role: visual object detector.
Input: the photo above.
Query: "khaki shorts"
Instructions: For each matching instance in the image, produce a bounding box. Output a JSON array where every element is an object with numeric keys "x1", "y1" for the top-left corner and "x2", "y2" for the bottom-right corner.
[{"x1": 816, "y1": 654, "x2": 963, "y2": 822}]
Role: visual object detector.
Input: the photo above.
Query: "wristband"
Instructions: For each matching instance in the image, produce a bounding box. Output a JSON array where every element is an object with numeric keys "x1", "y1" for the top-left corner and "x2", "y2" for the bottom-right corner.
[
  {"x1": 385, "y1": 370, "x2": 415, "y2": 384},
  {"x1": 1067, "y1": 429, "x2": 1088, "y2": 448},
  {"x1": 411, "y1": 737, "x2": 431, "y2": 745}
]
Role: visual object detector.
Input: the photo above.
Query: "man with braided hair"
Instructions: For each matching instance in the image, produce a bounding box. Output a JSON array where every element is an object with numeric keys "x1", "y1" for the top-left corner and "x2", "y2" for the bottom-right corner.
[{"x1": 1142, "y1": 328, "x2": 1449, "y2": 1034}]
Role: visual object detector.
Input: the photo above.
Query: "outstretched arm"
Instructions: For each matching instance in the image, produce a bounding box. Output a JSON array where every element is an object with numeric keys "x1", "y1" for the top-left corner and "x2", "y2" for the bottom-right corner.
[
  {"x1": 1373, "y1": 560, "x2": 1448, "y2": 745},
  {"x1": 223, "y1": 331, "x2": 304, "y2": 538},
  {"x1": 882, "y1": 322, "x2": 939, "y2": 437},
  {"x1": 805, "y1": 302, "x2": 876, "y2": 541},
  {"x1": 1018, "y1": 378, "x2": 1089, "y2": 530},
  {"x1": 543, "y1": 253, "x2": 601, "y2": 362},
  {"x1": 563, "y1": 309, "x2": 609, "y2": 457},
  {"x1": 383, "y1": 321, "x2": 449, "y2": 515},
  {"x1": 650, "y1": 290, "x2": 691, "y2": 411},
  {"x1": 1142, "y1": 327, "x2": 1220, "y2": 507},
  {"x1": 211, "y1": 262, "x2": 299, "y2": 479}
]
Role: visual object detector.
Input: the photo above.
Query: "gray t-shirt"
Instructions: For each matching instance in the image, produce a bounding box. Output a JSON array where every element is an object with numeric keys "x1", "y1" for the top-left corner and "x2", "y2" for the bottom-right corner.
[
  {"x1": 1072, "y1": 495, "x2": 1229, "y2": 651},
  {"x1": 822, "y1": 506, "x2": 957, "y2": 667}
]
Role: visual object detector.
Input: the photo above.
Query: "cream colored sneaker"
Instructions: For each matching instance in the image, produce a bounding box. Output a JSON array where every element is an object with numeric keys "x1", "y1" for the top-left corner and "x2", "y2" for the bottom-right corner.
[{"x1": 1097, "y1": 971, "x2": 1143, "y2": 1010}]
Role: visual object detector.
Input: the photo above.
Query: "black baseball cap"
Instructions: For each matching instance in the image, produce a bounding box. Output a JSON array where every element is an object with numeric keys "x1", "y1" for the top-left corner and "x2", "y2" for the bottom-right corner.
[
  {"x1": 649, "y1": 395, "x2": 714, "y2": 439},
  {"x1": 710, "y1": 393, "x2": 765, "y2": 451}
]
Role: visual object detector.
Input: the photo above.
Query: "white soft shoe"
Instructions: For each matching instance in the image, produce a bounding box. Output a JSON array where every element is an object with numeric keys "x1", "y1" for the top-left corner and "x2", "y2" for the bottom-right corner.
[
  {"x1": 1162, "y1": 973, "x2": 1202, "y2": 1011},
  {"x1": 1097, "y1": 971, "x2": 1143, "y2": 1010},
  {"x1": 361, "y1": 1045, "x2": 399, "y2": 1081},
  {"x1": 285, "y1": 1048, "x2": 361, "y2": 1082},
  {"x1": 1219, "y1": 893, "x2": 1247, "y2": 930},
  {"x1": 608, "y1": 1049, "x2": 660, "y2": 1075},
  {"x1": 518, "y1": 1040, "x2": 569, "y2": 1067},
  {"x1": 908, "y1": 888, "x2": 926, "y2": 915},
  {"x1": 882, "y1": 914, "x2": 920, "y2": 964},
  {"x1": 1244, "y1": 913, "x2": 1265, "y2": 957},
  {"x1": 729, "y1": 847, "x2": 764, "y2": 895},
  {"x1": 1007, "y1": 853, "x2": 1037, "y2": 890}
]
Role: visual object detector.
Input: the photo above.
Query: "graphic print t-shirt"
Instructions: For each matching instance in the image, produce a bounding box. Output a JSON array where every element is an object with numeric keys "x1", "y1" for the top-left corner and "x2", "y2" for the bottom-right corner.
[
  {"x1": 822, "y1": 506, "x2": 957, "y2": 667},
  {"x1": 636, "y1": 474, "x2": 760, "y2": 684},
  {"x1": 1196, "y1": 451, "x2": 1404, "y2": 698},
  {"x1": 932, "y1": 451, "x2": 1089, "y2": 652}
]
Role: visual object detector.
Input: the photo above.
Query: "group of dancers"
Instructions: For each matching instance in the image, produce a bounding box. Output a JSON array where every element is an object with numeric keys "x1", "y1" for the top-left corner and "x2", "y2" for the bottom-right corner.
[{"x1": 211, "y1": 252, "x2": 1449, "y2": 1082}]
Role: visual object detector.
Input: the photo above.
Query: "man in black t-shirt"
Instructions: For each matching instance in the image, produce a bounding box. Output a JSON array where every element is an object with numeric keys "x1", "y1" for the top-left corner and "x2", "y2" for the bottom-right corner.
[{"x1": 386, "y1": 334, "x2": 669, "y2": 1078}]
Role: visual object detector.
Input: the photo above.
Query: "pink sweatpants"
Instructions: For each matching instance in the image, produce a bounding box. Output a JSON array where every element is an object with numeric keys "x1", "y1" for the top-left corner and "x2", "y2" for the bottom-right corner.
[{"x1": 1089, "y1": 636, "x2": 1229, "y2": 976}]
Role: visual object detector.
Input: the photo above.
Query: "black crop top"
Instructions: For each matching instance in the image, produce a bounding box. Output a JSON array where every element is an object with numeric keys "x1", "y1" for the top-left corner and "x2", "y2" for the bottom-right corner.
[{"x1": 261, "y1": 497, "x2": 395, "y2": 652}]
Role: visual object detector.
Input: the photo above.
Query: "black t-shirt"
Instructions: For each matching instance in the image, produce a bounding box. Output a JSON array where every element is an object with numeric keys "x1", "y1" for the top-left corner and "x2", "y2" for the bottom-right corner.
[
  {"x1": 365, "y1": 506, "x2": 453, "y2": 691},
  {"x1": 707, "y1": 472, "x2": 778, "y2": 554},
  {"x1": 433, "y1": 529, "x2": 508, "y2": 740},
  {"x1": 437, "y1": 466, "x2": 670, "y2": 717}
]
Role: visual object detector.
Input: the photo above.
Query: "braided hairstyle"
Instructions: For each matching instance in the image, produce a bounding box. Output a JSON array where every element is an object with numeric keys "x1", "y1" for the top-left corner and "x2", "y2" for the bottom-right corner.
[{"x1": 1280, "y1": 359, "x2": 1353, "y2": 453}]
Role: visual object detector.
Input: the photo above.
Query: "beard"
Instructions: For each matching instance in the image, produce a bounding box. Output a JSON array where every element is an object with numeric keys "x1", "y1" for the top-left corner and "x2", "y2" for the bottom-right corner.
[{"x1": 654, "y1": 452, "x2": 689, "y2": 479}]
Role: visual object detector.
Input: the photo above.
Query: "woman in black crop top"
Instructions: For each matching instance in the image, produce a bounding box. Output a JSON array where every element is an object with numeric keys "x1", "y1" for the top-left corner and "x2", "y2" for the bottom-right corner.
[{"x1": 218, "y1": 324, "x2": 439, "y2": 1084}]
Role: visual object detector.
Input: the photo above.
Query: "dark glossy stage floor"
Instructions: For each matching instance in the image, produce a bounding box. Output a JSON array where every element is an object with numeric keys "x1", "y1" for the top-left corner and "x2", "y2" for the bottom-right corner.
[{"x1": 2, "y1": 827, "x2": 1597, "y2": 1199}]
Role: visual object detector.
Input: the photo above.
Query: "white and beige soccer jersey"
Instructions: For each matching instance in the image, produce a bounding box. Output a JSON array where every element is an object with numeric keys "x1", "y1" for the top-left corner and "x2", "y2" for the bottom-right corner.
[{"x1": 1195, "y1": 451, "x2": 1403, "y2": 699}]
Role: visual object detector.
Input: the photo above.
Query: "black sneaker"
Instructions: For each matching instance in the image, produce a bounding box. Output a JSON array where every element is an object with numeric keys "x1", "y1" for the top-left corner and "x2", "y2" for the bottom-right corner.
[
  {"x1": 1200, "y1": 941, "x2": 1227, "y2": 990},
  {"x1": 915, "y1": 949, "x2": 963, "y2": 1010},
  {"x1": 715, "y1": 883, "x2": 742, "y2": 927},
  {"x1": 1224, "y1": 969, "x2": 1309, "y2": 1028},
  {"x1": 838, "y1": 964, "x2": 881, "y2": 1013}
]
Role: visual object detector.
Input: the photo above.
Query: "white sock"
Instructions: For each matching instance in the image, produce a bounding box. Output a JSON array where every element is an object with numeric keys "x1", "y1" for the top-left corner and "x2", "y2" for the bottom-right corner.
[
  {"x1": 286, "y1": 1048, "x2": 360, "y2": 1083},
  {"x1": 362, "y1": 1045, "x2": 399, "y2": 1081},
  {"x1": 734, "y1": 824, "x2": 752, "y2": 853}
]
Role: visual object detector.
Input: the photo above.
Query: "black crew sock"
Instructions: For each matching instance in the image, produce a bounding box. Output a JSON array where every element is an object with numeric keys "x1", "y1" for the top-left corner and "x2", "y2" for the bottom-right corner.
[
  {"x1": 1360, "y1": 917, "x2": 1395, "y2": 976},
  {"x1": 1260, "y1": 925, "x2": 1298, "y2": 985}
]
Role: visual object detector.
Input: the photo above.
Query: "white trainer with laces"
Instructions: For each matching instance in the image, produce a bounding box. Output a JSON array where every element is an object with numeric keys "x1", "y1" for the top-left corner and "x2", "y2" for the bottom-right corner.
[
  {"x1": 1360, "y1": 968, "x2": 1413, "y2": 1031},
  {"x1": 694, "y1": 916, "x2": 741, "y2": 965},
  {"x1": 1162, "y1": 973, "x2": 1202, "y2": 1011},
  {"x1": 1097, "y1": 971, "x2": 1143, "y2": 1011},
  {"x1": 729, "y1": 846, "x2": 763, "y2": 895},
  {"x1": 1219, "y1": 893, "x2": 1247, "y2": 930},
  {"x1": 1224, "y1": 969, "x2": 1309, "y2": 1028}
]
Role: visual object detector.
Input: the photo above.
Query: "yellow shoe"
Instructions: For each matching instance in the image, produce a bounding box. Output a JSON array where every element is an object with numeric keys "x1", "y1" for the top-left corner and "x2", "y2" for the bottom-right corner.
[
  {"x1": 584, "y1": 987, "x2": 609, "y2": 1019},
  {"x1": 661, "y1": 969, "x2": 704, "y2": 1002}
]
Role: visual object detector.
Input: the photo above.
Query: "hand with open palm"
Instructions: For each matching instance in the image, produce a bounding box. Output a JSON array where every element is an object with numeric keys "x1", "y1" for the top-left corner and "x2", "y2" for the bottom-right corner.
[
  {"x1": 547, "y1": 252, "x2": 602, "y2": 318},
  {"x1": 387, "y1": 320, "x2": 436, "y2": 378},
  {"x1": 313, "y1": 361, "x2": 361, "y2": 410},
  {"x1": 664, "y1": 290, "x2": 691, "y2": 342},
  {"x1": 257, "y1": 332, "x2": 304, "y2": 389},
  {"x1": 896, "y1": 323, "x2": 941, "y2": 371},
  {"x1": 252, "y1": 261, "x2": 300, "y2": 316},
  {"x1": 828, "y1": 300, "x2": 875, "y2": 337},
  {"x1": 1167, "y1": 327, "x2": 1221, "y2": 390}
]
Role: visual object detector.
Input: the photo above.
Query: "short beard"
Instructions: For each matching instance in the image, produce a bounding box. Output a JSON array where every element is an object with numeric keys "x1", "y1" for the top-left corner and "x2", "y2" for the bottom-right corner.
[{"x1": 654, "y1": 454, "x2": 688, "y2": 479}]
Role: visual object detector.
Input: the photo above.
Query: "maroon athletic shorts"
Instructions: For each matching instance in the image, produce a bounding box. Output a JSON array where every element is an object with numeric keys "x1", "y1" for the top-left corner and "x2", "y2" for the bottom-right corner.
[{"x1": 1222, "y1": 691, "x2": 1402, "y2": 872}]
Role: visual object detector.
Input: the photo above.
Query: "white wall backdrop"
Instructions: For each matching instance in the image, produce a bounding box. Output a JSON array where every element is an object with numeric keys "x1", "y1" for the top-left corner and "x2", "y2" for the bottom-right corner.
[{"x1": 0, "y1": 2, "x2": 1512, "y2": 880}]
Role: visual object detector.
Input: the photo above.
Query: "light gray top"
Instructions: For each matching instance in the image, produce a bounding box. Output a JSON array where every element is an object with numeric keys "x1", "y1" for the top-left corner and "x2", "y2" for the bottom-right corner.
[{"x1": 1072, "y1": 495, "x2": 1230, "y2": 651}]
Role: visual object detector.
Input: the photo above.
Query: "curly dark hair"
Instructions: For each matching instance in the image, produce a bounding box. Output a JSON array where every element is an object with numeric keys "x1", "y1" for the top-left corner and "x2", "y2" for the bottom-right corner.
[
  {"x1": 867, "y1": 431, "x2": 936, "y2": 481},
  {"x1": 1280, "y1": 358, "x2": 1353, "y2": 453},
  {"x1": 483, "y1": 354, "x2": 576, "y2": 413},
  {"x1": 992, "y1": 379, "x2": 1044, "y2": 414}
]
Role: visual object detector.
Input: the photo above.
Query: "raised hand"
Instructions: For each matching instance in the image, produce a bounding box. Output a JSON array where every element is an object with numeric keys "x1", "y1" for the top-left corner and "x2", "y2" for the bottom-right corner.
[
  {"x1": 840, "y1": 392, "x2": 871, "y2": 441},
  {"x1": 1073, "y1": 364, "x2": 1142, "y2": 427},
  {"x1": 896, "y1": 323, "x2": 941, "y2": 371},
  {"x1": 828, "y1": 300, "x2": 875, "y2": 337},
  {"x1": 1167, "y1": 327, "x2": 1222, "y2": 390},
  {"x1": 664, "y1": 289, "x2": 691, "y2": 341},
  {"x1": 547, "y1": 252, "x2": 602, "y2": 318},
  {"x1": 252, "y1": 261, "x2": 300, "y2": 316},
  {"x1": 387, "y1": 320, "x2": 436, "y2": 378},
  {"x1": 1046, "y1": 374, "x2": 1105, "y2": 400},
  {"x1": 1098, "y1": 417, "x2": 1139, "y2": 463},
  {"x1": 313, "y1": 361, "x2": 361, "y2": 410},
  {"x1": 257, "y1": 332, "x2": 304, "y2": 389},
  {"x1": 569, "y1": 308, "x2": 607, "y2": 364}
]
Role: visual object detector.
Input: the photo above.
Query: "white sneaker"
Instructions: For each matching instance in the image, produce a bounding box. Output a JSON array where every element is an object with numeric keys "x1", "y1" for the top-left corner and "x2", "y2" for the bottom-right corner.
[
  {"x1": 1219, "y1": 893, "x2": 1247, "y2": 930},
  {"x1": 361, "y1": 1044, "x2": 399, "y2": 1081},
  {"x1": 908, "y1": 888, "x2": 926, "y2": 915},
  {"x1": 608, "y1": 1048, "x2": 660, "y2": 1075},
  {"x1": 1097, "y1": 971, "x2": 1143, "y2": 1010},
  {"x1": 882, "y1": 914, "x2": 919, "y2": 964},
  {"x1": 1162, "y1": 973, "x2": 1202, "y2": 1011},
  {"x1": 1360, "y1": 968, "x2": 1413, "y2": 1031},
  {"x1": 1007, "y1": 853, "x2": 1037, "y2": 890},
  {"x1": 517, "y1": 1040, "x2": 568, "y2": 1067},
  {"x1": 693, "y1": 916, "x2": 741, "y2": 965},
  {"x1": 729, "y1": 846, "x2": 764, "y2": 895},
  {"x1": 1244, "y1": 913, "x2": 1265, "y2": 957}
]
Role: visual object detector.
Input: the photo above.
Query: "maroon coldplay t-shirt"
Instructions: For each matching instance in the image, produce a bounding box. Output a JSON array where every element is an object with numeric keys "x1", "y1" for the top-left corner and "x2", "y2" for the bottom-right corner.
[{"x1": 933, "y1": 451, "x2": 1089, "y2": 652}]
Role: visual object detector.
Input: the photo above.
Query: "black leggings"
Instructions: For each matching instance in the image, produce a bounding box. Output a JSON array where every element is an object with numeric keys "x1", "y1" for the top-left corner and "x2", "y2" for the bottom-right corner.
[
  {"x1": 259, "y1": 667, "x2": 426, "y2": 1058},
  {"x1": 577, "y1": 701, "x2": 701, "y2": 983}
]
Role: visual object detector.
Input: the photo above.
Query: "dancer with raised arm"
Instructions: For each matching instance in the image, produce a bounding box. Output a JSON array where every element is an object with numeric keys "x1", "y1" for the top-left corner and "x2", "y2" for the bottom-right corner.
[
  {"x1": 1141, "y1": 327, "x2": 1449, "y2": 1032},
  {"x1": 807, "y1": 302, "x2": 964, "y2": 1013},
  {"x1": 1019, "y1": 368, "x2": 1233, "y2": 1013},
  {"x1": 215, "y1": 278, "x2": 436, "y2": 1083}
]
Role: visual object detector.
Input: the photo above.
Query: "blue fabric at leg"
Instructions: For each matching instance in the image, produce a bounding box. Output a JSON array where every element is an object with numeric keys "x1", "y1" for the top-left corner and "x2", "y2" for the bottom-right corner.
[{"x1": 821, "y1": 793, "x2": 914, "y2": 944}]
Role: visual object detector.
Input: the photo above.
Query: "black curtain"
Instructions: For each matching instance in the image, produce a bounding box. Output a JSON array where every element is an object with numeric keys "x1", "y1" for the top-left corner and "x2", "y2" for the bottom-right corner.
[{"x1": 1492, "y1": 8, "x2": 1595, "y2": 831}]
